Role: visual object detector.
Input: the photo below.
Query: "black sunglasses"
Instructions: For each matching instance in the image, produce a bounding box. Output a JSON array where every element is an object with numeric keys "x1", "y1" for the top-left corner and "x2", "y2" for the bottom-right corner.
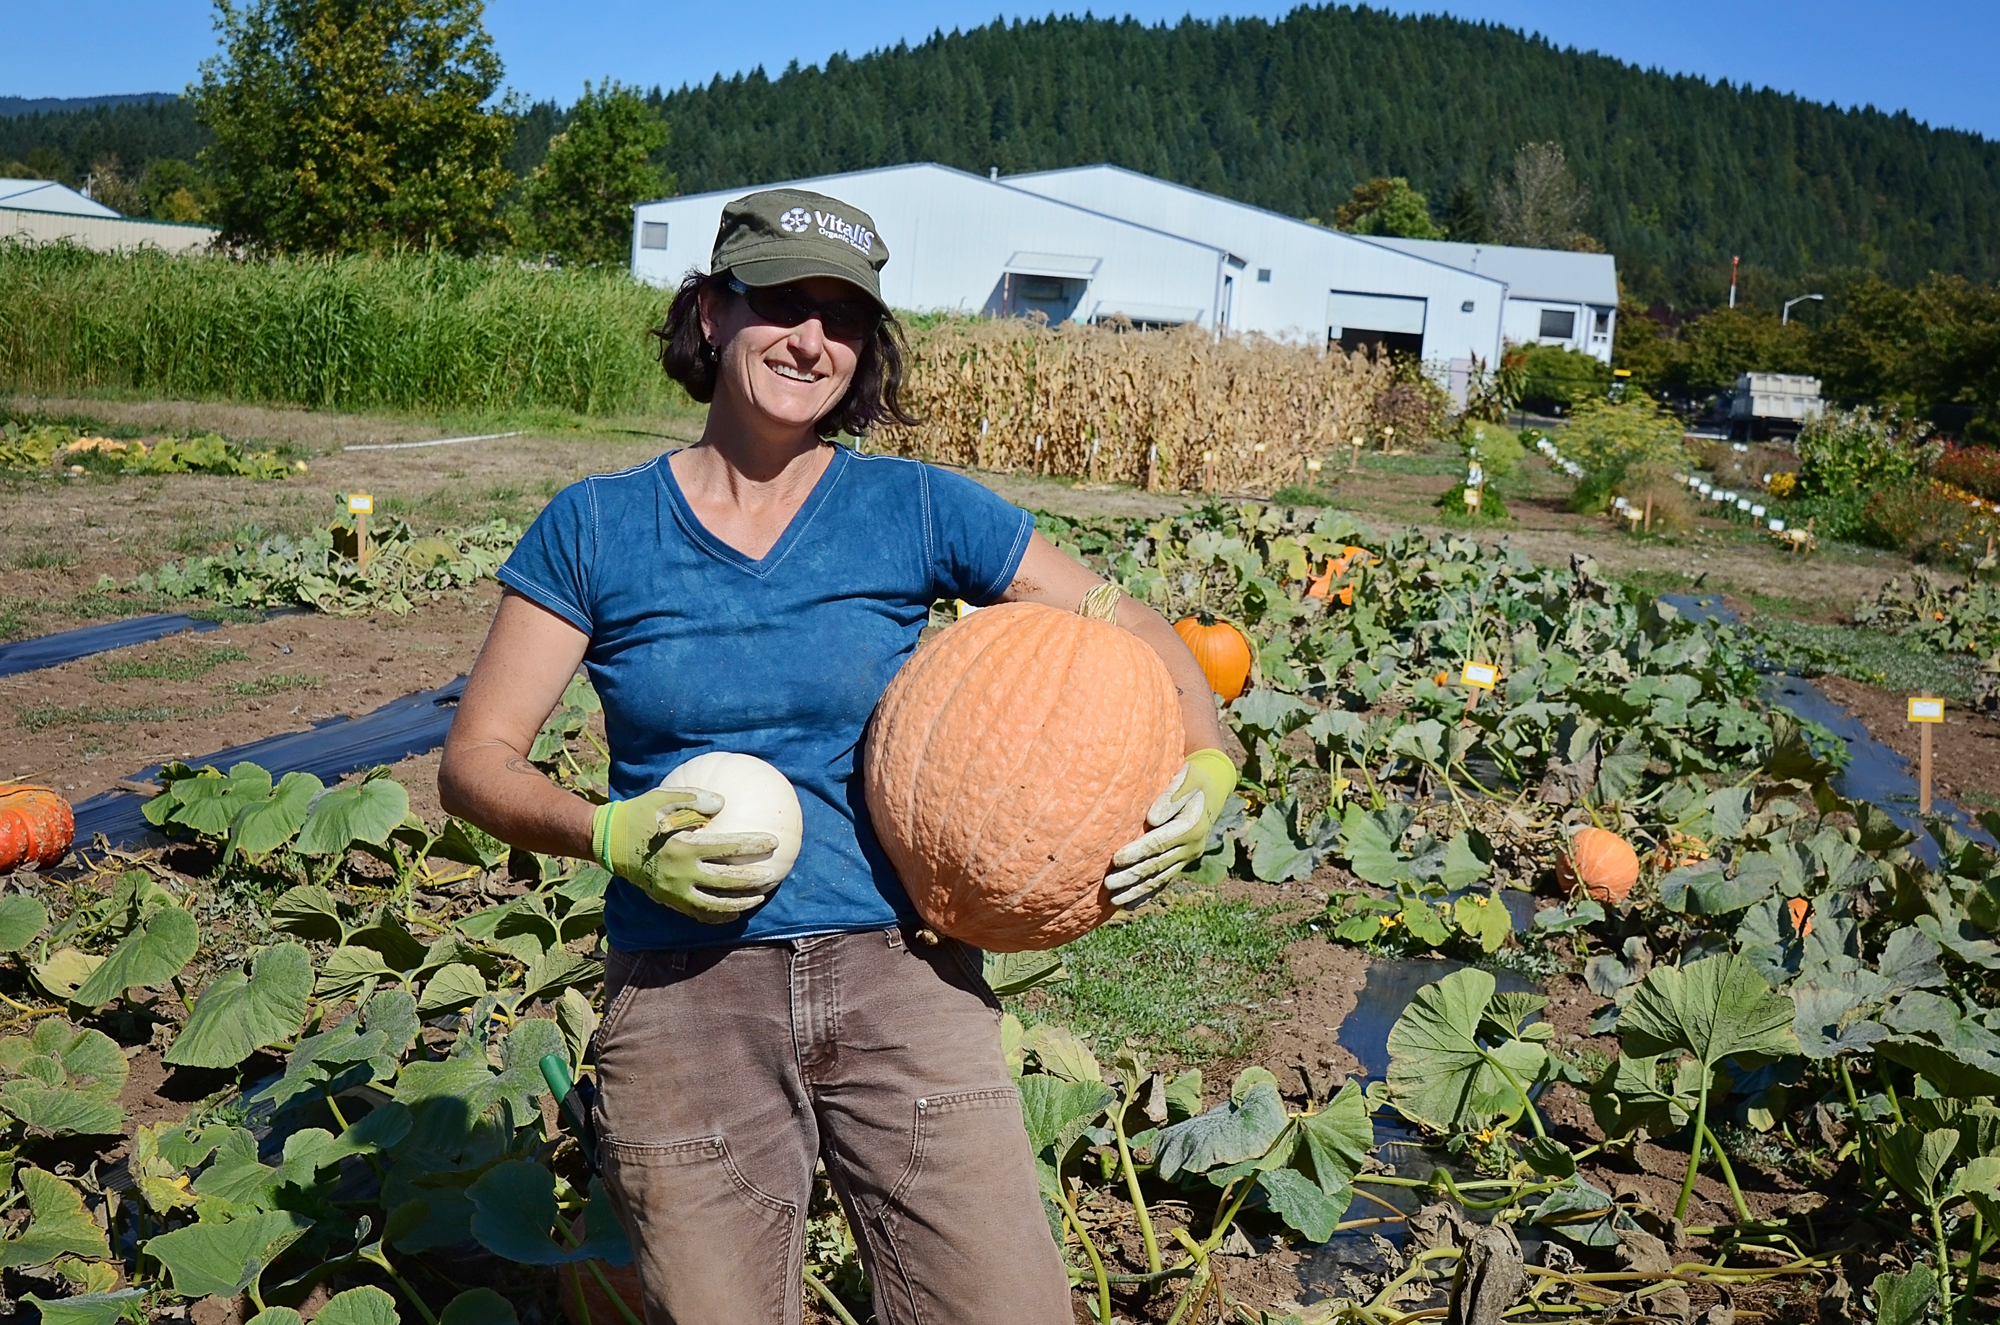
[{"x1": 727, "y1": 277, "x2": 880, "y2": 341}]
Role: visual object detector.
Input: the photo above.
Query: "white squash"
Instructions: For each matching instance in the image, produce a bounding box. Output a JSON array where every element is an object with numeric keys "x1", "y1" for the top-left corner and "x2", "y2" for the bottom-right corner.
[{"x1": 657, "y1": 752, "x2": 804, "y2": 881}]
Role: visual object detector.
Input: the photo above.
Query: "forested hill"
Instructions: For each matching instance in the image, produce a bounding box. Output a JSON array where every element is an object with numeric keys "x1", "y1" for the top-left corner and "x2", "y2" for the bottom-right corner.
[{"x1": 650, "y1": 6, "x2": 2000, "y2": 306}]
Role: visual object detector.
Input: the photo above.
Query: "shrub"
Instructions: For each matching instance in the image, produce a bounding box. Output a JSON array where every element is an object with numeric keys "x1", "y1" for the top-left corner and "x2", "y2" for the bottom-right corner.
[
  {"x1": 1935, "y1": 446, "x2": 2000, "y2": 502},
  {"x1": 1460, "y1": 425, "x2": 1525, "y2": 479},
  {"x1": 1435, "y1": 482, "x2": 1509, "y2": 522},
  {"x1": 1516, "y1": 343, "x2": 1611, "y2": 412},
  {"x1": 1556, "y1": 397, "x2": 1690, "y2": 513},
  {"x1": 1612, "y1": 462, "x2": 1696, "y2": 532},
  {"x1": 1796, "y1": 406, "x2": 1940, "y2": 498},
  {"x1": 1859, "y1": 480, "x2": 2000, "y2": 564}
]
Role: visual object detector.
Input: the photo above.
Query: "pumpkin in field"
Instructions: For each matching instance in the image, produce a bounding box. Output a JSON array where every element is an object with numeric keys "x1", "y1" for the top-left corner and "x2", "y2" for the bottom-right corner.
[
  {"x1": 865, "y1": 596, "x2": 1185, "y2": 952},
  {"x1": 1305, "y1": 545, "x2": 1378, "y2": 606},
  {"x1": 1556, "y1": 826, "x2": 1639, "y2": 905},
  {"x1": 1173, "y1": 615, "x2": 1253, "y2": 701},
  {"x1": 0, "y1": 787, "x2": 74, "y2": 874}
]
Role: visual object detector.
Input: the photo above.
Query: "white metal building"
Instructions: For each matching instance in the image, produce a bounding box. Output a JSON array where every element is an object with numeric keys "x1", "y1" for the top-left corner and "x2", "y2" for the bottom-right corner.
[
  {"x1": 1364, "y1": 237, "x2": 1619, "y2": 364},
  {"x1": 633, "y1": 162, "x2": 1615, "y2": 373},
  {"x1": 0, "y1": 178, "x2": 219, "y2": 255},
  {"x1": 0, "y1": 179, "x2": 120, "y2": 218},
  {"x1": 633, "y1": 163, "x2": 1231, "y2": 330},
  {"x1": 1005, "y1": 165, "x2": 1505, "y2": 367}
]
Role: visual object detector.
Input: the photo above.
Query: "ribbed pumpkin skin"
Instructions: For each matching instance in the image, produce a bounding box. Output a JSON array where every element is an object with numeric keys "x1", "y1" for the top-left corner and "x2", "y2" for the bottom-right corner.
[
  {"x1": 866, "y1": 602, "x2": 1185, "y2": 952},
  {"x1": 1556, "y1": 827, "x2": 1640, "y2": 904},
  {"x1": 0, "y1": 787, "x2": 74, "y2": 873},
  {"x1": 1173, "y1": 617, "x2": 1252, "y2": 701}
]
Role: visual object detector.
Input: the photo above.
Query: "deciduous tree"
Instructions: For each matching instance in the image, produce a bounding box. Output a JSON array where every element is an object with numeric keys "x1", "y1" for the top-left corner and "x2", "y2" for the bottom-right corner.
[
  {"x1": 190, "y1": 0, "x2": 514, "y2": 254},
  {"x1": 511, "y1": 81, "x2": 673, "y2": 266},
  {"x1": 1489, "y1": 142, "x2": 1591, "y2": 250},
  {"x1": 1333, "y1": 176, "x2": 1443, "y2": 239}
]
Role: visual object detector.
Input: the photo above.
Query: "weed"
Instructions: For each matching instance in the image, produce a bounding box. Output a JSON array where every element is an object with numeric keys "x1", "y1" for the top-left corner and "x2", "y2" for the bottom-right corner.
[
  {"x1": 1269, "y1": 482, "x2": 1338, "y2": 507},
  {"x1": 14, "y1": 702, "x2": 178, "y2": 731},
  {"x1": 226, "y1": 672, "x2": 320, "y2": 695},
  {"x1": 12, "y1": 546, "x2": 78, "y2": 570},
  {"x1": 95, "y1": 644, "x2": 250, "y2": 682},
  {"x1": 1774, "y1": 622, "x2": 1981, "y2": 699},
  {"x1": 1009, "y1": 895, "x2": 1301, "y2": 1058}
]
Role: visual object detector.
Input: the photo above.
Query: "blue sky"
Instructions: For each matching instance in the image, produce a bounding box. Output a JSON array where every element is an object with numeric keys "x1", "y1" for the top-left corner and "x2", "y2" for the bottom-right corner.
[{"x1": 7, "y1": 1, "x2": 1997, "y2": 140}]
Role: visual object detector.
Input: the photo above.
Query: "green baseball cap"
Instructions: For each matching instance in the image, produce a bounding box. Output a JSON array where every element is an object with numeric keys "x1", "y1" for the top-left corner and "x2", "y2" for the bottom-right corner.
[{"x1": 710, "y1": 188, "x2": 889, "y2": 309}]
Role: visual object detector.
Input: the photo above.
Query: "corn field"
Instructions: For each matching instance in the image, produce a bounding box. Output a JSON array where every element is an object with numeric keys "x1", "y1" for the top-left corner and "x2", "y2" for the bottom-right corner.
[{"x1": 877, "y1": 318, "x2": 1410, "y2": 492}]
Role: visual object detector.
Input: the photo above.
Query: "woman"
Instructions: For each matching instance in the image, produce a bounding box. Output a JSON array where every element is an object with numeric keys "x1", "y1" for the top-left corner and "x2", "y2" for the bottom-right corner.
[{"x1": 438, "y1": 187, "x2": 1236, "y2": 1325}]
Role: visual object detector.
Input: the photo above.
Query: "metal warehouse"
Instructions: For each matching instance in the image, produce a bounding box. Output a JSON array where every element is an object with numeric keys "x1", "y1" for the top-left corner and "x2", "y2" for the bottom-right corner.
[{"x1": 632, "y1": 162, "x2": 1616, "y2": 375}]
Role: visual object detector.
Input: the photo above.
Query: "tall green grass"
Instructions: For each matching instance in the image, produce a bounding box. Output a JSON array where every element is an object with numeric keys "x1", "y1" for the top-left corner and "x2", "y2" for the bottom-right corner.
[{"x1": 0, "y1": 242, "x2": 674, "y2": 415}]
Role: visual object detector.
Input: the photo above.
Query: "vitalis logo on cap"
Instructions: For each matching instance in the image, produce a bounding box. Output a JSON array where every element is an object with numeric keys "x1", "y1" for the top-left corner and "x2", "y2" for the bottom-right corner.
[
  {"x1": 779, "y1": 207, "x2": 811, "y2": 234},
  {"x1": 812, "y1": 210, "x2": 875, "y2": 255}
]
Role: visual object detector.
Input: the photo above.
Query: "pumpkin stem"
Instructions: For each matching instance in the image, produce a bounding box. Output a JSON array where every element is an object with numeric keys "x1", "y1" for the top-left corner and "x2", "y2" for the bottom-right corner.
[{"x1": 1078, "y1": 582, "x2": 1123, "y2": 622}]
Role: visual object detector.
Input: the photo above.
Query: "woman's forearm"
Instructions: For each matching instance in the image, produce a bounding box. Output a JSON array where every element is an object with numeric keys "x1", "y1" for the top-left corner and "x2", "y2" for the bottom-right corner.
[
  {"x1": 1115, "y1": 598, "x2": 1231, "y2": 757},
  {"x1": 438, "y1": 736, "x2": 599, "y2": 860}
]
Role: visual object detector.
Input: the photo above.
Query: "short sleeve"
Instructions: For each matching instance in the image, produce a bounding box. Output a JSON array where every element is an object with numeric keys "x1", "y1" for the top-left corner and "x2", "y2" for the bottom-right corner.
[
  {"x1": 923, "y1": 465, "x2": 1034, "y2": 605},
  {"x1": 496, "y1": 480, "x2": 597, "y2": 634}
]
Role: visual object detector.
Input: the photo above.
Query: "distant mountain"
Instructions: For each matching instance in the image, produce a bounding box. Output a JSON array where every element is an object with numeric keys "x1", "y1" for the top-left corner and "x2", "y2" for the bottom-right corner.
[
  {"x1": 642, "y1": 6, "x2": 2000, "y2": 307},
  {"x1": 0, "y1": 93, "x2": 178, "y2": 117}
]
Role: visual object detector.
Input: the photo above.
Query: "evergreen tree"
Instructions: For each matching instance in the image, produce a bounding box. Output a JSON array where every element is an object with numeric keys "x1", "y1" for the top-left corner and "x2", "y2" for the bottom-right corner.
[
  {"x1": 1442, "y1": 183, "x2": 1488, "y2": 243},
  {"x1": 512, "y1": 81, "x2": 673, "y2": 266},
  {"x1": 189, "y1": 0, "x2": 514, "y2": 254}
]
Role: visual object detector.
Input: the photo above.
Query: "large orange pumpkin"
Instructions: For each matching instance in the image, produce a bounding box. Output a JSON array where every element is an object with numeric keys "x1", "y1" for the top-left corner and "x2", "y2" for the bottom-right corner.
[
  {"x1": 1555, "y1": 826, "x2": 1640, "y2": 905},
  {"x1": 0, "y1": 787, "x2": 74, "y2": 874},
  {"x1": 1173, "y1": 615, "x2": 1253, "y2": 701},
  {"x1": 866, "y1": 599, "x2": 1185, "y2": 951}
]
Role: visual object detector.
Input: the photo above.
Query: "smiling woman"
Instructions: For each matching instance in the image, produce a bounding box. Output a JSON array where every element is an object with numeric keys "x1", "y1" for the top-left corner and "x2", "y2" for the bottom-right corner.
[{"x1": 437, "y1": 185, "x2": 1235, "y2": 1324}]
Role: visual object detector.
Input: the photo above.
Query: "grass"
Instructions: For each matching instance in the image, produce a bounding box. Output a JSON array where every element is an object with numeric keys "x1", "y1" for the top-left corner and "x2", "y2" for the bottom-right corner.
[
  {"x1": 0, "y1": 244, "x2": 679, "y2": 416},
  {"x1": 15, "y1": 702, "x2": 178, "y2": 732},
  {"x1": 13, "y1": 547, "x2": 78, "y2": 570},
  {"x1": 1269, "y1": 482, "x2": 1339, "y2": 507},
  {"x1": 226, "y1": 673, "x2": 320, "y2": 696},
  {"x1": 94, "y1": 645, "x2": 249, "y2": 682},
  {"x1": 1007, "y1": 895, "x2": 1302, "y2": 1059}
]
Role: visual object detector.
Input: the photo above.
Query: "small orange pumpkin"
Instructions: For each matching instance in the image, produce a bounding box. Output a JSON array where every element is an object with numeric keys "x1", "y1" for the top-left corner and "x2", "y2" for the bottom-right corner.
[
  {"x1": 1304, "y1": 545, "x2": 1377, "y2": 606},
  {"x1": 867, "y1": 600, "x2": 1185, "y2": 951},
  {"x1": 1556, "y1": 826, "x2": 1640, "y2": 905},
  {"x1": 1173, "y1": 615, "x2": 1253, "y2": 701},
  {"x1": 1787, "y1": 896, "x2": 1813, "y2": 937},
  {"x1": 0, "y1": 787, "x2": 74, "y2": 874}
]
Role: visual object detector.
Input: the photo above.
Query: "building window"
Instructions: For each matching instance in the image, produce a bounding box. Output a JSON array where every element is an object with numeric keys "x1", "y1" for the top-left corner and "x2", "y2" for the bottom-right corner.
[
  {"x1": 1539, "y1": 308, "x2": 1576, "y2": 339},
  {"x1": 1461, "y1": 300, "x2": 1475, "y2": 313},
  {"x1": 640, "y1": 222, "x2": 669, "y2": 250},
  {"x1": 1257, "y1": 268, "x2": 1272, "y2": 283}
]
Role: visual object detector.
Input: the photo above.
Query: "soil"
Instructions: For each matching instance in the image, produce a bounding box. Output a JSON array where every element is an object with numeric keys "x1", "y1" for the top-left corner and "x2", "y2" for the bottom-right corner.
[
  {"x1": 0, "y1": 586, "x2": 498, "y2": 801},
  {"x1": 1816, "y1": 672, "x2": 2000, "y2": 811}
]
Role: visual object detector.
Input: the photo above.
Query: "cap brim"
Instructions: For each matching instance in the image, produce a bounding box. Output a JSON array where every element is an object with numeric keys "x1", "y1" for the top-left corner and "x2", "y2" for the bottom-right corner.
[{"x1": 730, "y1": 256, "x2": 886, "y2": 311}]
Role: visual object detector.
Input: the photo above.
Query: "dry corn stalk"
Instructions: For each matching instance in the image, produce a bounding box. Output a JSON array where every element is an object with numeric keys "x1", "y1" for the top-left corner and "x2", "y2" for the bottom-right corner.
[{"x1": 877, "y1": 319, "x2": 1403, "y2": 492}]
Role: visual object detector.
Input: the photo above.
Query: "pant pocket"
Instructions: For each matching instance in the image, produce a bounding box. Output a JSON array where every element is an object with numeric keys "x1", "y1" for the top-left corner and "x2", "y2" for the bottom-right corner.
[{"x1": 602, "y1": 1135, "x2": 800, "y2": 1325}]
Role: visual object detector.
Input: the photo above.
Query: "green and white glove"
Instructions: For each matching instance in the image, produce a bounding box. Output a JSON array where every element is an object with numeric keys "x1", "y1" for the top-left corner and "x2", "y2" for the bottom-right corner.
[
  {"x1": 592, "y1": 786, "x2": 783, "y2": 925},
  {"x1": 1104, "y1": 749, "x2": 1238, "y2": 909}
]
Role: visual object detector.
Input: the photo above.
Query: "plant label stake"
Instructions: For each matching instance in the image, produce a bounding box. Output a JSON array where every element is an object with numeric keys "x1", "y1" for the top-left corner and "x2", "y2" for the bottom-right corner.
[
  {"x1": 348, "y1": 494, "x2": 373, "y2": 570},
  {"x1": 1461, "y1": 661, "x2": 1499, "y2": 721},
  {"x1": 1909, "y1": 696, "x2": 1943, "y2": 813},
  {"x1": 1349, "y1": 435, "x2": 1364, "y2": 471},
  {"x1": 1463, "y1": 485, "x2": 1481, "y2": 511}
]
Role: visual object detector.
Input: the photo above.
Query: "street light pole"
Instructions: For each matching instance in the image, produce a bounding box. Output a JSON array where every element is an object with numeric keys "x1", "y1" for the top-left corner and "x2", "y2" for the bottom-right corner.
[{"x1": 1782, "y1": 293, "x2": 1824, "y2": 325}]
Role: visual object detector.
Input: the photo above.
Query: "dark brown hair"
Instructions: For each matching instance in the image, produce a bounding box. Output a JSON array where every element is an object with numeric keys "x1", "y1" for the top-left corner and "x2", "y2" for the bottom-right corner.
[{"x1": 653, "y1": 269, "x2": 919, "y2": 438}]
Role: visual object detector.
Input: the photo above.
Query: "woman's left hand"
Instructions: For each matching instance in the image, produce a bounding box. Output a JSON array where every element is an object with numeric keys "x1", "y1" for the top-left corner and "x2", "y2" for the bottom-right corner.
[{"x1": 1104, "y1": 749, "x2": 1238, "y2": 908}]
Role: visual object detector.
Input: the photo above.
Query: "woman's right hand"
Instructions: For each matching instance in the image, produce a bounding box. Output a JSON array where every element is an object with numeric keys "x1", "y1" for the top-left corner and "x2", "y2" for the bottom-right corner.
[{"x1": 592, "y1": 787, "x2": 784, "y2": 924}]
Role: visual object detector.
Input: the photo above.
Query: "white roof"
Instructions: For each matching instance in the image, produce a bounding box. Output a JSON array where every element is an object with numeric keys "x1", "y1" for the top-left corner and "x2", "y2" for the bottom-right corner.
[
  {"x1": 1365, "y1": 236, "x2": 1618, "y2": 306},
  {"x1": 0, "y1": 179, "x2": 121, "y2": 219}
]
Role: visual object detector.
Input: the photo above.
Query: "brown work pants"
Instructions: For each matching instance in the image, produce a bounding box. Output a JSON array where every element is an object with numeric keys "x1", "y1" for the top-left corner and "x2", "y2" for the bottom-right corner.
[{"x1": 594, "y1": 927, "x2": 1075, "y2": 1325}]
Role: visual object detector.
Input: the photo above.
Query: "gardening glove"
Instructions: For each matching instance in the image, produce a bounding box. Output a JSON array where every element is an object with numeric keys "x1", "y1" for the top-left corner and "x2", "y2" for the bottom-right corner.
[
  {"x1": 591, "y1": 786, "x2": 783, "y2": 925},
  {"x1": 1103, "y1": 749, "x2": 1238, "y2": 909}
]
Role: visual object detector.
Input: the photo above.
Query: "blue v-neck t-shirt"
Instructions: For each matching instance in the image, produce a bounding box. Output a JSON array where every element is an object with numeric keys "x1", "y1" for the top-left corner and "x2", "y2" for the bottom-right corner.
[{"x1": 494, "y1": 446, "x2": 1035, "y2": 951}]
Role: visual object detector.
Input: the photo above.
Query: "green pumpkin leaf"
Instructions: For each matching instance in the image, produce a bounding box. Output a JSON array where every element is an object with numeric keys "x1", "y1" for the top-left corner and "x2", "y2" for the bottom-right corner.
[
  {"x1": 1154, "y1": 1080, "x2": 1287, "y2": 1181},
  {"x1": 0, "y1": 895, "x2": 48, "y2": 952},
  {"x1": 416, "y1": 962, "x2": 489, "y2": 1015},
  {"x1": 1018, "y1": 1077, "x2": 1115, "y2": 1158},
  {"x1": 439, "y1": 1291, "x2": 514, "y2": 1325},
  {"x1": 144, "y1": 1209, "x2": 313, "y2": 1299},
  {"x1": 228, "y1": 771, "x2": 322, "y2": 859},
  {"x1": 1618, "y1": 953, "x2": 1798, "y2": 1071},
  {"x1": 1297, "y1": 1081, "x2": 1372, "y2": 1192},
  {"x1": 306, "y1": 1286, "x2": 400, "y2": 1325},
  {"x1": 71, "y1": 906, "x2": 198, "y2": 1008},
  {"x1": 268, "y1": 884, "x2": 345, "y2": 943},
  {"x1": 0, "y1": 1021, "x2": 128, "y2": 1137},
  {"x1": 166, "y1": 763, "x2": 274, "y2": 838},
  {"x1": 245, "y1": 1311, "x2": 305, "y2": 1325},
  {"x1": 31, "y1": 948, "x2": 104, "y2": 1001},
  {"x1": 1871, "y1": 1265, "x2": 1936, "y2": 1325},
  {"x1": 1257, "y1": 1165, "x2": 1343, "y2": 1241},
  {"x1": 165, "y1": 943, "x2": 313, "y2": 1069},
  {"x1": 20, "y1": 1289, "x2": 146, "y2": 1324},
  {"x1": 468, "y1": 1164, "x2": 632, "y2": 1266},
  {"x1": 0, "y1": 1169, "x2": 111, "y2": 1267},
  {"x1": 1385, "y1": 967, "x2": 1547, "y2": 1133},
  {"x1": 983, "y1": 950, "x2": 1067, "y2": 997},
  {"x1": 295, "y1": 777, "x2": 409, "y2": 856}
]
